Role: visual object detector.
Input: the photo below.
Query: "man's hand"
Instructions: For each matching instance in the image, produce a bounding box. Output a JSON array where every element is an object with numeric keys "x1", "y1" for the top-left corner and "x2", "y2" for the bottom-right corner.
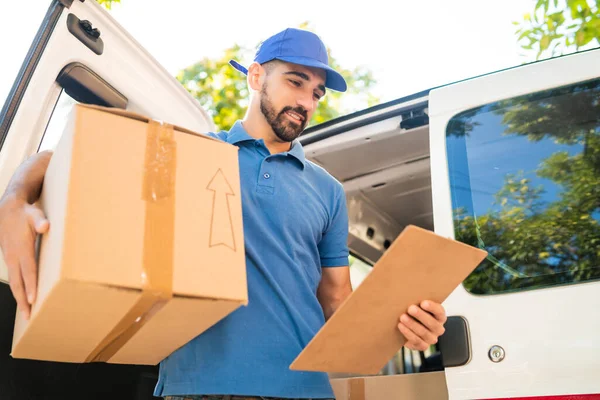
[
  {"x1": 0, "y1": 150, "x2": 53, "y2": 319},
  {"x1": 398, "y1": 300, "x2": 447, "y2": 351},
  {"x1": 0, "y1": 194, "x2": 49, "y2": 319}
]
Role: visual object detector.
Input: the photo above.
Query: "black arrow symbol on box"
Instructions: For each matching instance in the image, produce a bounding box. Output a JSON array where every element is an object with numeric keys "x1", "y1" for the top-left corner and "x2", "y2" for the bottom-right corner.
[{"x1": 207, "y1": 169, "x2": 236, "y2": 251}]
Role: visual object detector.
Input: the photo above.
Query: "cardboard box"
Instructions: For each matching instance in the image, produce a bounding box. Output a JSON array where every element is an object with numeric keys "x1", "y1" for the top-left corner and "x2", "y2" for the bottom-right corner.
[
  {"x1": 291, "y1": 225, "x2": 487, "y2": 375},
  {"x1": 329, "y1": 372, "x2": 448, "y2": 400},
  {"x1": 11, "y1": 104, "x2": 247, "y2": 365}
]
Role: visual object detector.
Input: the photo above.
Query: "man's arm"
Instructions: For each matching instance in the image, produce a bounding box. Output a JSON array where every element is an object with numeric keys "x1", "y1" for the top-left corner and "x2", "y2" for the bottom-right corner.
[
  {"x1": 3, "y1": 150, "x2": 53, "y2": 203},
  {"x1": 317, "y1": 266, "x2": 352, "y2": 321},
  {"x1": 0, "y1": 150, "x2": 53, "y2": 319}
]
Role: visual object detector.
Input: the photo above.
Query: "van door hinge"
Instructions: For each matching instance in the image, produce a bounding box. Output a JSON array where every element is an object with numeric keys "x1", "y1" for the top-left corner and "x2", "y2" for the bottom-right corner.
[
  {"x1": 79, "y1": 19, "x2": 100, "y2": 39},
  {"x1": 399, "y1": 106, "x2": 429, "y2": 130},
  {"x1": 66, "y1": 13, "x2": 104, "y2": 55}
]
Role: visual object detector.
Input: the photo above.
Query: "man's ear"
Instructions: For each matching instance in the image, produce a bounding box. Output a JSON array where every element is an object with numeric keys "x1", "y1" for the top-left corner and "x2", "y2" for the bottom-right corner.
[{"x1": 247, "y1": 62, "x2": 264, "y2": 91}]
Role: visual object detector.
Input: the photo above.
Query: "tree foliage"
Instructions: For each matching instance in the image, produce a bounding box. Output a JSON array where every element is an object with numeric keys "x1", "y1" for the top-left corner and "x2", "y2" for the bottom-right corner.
[
  {"x1": 97, "y1": 0, "x2": 121, "y2": 9},
  {"x1": 515, "y1": 0, "x2": 600, "y2": 60}
]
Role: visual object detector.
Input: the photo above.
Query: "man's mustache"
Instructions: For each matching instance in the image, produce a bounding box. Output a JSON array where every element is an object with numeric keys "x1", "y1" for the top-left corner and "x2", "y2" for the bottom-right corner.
[{"x1": 279, "y1": 106, "x2": 308, "y2": 122}]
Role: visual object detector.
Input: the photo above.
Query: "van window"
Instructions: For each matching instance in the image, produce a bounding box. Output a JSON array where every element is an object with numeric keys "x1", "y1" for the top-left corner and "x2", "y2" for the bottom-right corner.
[
  {"x1": 446, "y1": 78, "x2": 600, "y2": 295},
  {"x1": 40, "y1": 90, "x2": 77, "y2": 152}
]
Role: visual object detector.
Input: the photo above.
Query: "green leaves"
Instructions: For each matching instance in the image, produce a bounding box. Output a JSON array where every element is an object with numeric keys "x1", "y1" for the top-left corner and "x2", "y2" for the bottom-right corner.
[
  {"x1": 96, "y1": 0, "x2": 121, "y2": 9},
  {"x1": 540, "y1": 34, "x2": 552, "y2": 50},
  {"x1": 515, "y1": 0, "x2": 599, "y2": 60},
  {"x1": 175, "y1": 44, "x2": 251, "y2": 132}
]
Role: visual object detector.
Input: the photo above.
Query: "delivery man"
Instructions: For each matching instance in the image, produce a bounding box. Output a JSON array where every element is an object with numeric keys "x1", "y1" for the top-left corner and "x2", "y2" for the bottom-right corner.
[{"x1": 0, "y1": 28, "x2": 447, "y2": 400}]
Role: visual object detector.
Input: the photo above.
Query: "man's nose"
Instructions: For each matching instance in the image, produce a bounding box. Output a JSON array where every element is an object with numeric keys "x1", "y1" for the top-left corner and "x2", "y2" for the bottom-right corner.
[{"x1": 296, "y1": 93, "x2": 315, "y2": 113}]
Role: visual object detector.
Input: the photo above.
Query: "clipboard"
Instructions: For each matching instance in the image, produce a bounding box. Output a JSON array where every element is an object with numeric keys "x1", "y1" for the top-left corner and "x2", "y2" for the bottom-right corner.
[{"x1": 289, "y1": 225, "x2": 487, "y2": 374}]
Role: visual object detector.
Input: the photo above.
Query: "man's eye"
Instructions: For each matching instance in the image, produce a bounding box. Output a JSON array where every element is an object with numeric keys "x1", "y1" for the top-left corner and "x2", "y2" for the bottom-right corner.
[
  {"x1": 289, "y1": 80, "x2": 301, "y2": 87},
  {"x1": 313, "y1": 93, "x2": 322, "y2": 101}
]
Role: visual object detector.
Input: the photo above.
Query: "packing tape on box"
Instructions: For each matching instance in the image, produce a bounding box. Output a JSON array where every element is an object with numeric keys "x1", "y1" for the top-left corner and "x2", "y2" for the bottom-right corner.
[
  {"x1": 85, "y1": 120, "x2": 177, "y2": 363},
  {"x1": 348, "y1": 378, "x2": 366, "y2": 400}
]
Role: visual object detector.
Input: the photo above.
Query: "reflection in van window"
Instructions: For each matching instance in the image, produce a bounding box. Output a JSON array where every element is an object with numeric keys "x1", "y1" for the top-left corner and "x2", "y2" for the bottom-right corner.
[{"x1": 446, "y1": 79, "x2": 600, "y2": 295}]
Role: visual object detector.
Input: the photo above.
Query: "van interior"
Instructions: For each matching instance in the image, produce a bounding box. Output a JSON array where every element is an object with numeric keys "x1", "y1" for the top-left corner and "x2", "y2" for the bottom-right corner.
[
  {"x1": 300, "y1": 96, "x2": 448, "y2": 379},
  {"x1": 301, "y1": 97, "x2": 433, "y2": 266}
]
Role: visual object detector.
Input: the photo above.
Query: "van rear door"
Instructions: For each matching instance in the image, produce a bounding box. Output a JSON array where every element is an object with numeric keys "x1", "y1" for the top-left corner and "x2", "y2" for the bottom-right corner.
[{"x1": 428, "y1": 48, "x2": 600, "y2": 399}]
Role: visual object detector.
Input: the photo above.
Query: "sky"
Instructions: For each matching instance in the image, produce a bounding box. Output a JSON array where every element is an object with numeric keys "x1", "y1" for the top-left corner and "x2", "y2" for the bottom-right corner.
[{"x1": 1, "y1": 0, "x2": 537, "y2": 116}]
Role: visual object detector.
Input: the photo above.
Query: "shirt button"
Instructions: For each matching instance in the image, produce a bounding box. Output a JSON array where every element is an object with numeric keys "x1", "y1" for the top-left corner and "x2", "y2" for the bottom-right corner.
[{"x1": 263, "y1": 173, "x2": 271, "y2": 179}]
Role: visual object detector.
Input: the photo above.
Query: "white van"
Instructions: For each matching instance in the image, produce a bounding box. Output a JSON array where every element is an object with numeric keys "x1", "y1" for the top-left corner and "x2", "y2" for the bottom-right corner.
[{"x1": 0, "y1": 1, "x2": 598, "y2": 399}]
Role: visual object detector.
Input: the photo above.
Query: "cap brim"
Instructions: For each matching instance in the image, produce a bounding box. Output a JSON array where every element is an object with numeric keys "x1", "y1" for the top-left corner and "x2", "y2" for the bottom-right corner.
[
  {"x1": 229, "y1": 60, "x2": 248, "y2": 75},
  {"x1": 229, "y1": 57, "x2": 347, "y2": 93},
  {"x1": 275, "y1": 55, "x2": 347, "y2": 92}
]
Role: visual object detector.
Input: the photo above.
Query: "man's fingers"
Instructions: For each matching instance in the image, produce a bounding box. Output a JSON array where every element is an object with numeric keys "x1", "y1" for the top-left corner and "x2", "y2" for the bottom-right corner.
[
  {"x1": 0, "y1": 195, "x2": 47, "y2": 319},
  {"x1": 400, "y1": 313, "x2": 438, "y2": 345},
  {"x1": 7, "y1": 262, "x2": 30, "y2": 319},
  {"x1": 398, "y1": 322, "x2": 429, "y2": 351},
  {"x1": 23, "y1": 204, "x2": 44, "y2": 305},
  {"x1": 408, "y1": 304, "x2": 446, "y2": 337},
  {"x1": 20, "y1": 251, "x2": 38, "y2": 305},
  {"x1": 421, "y1": 300, "x2": 447, "y2": 324},
  {"x1": 26, "y1": 204, "x2": 49, "y2": 234}
]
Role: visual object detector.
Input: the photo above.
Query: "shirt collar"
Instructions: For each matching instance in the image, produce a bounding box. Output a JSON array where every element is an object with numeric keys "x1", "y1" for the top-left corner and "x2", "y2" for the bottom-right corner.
[
  {"x1": 226, "y1": 121, "x2": 306, "y2": 169},
  {"x1": 225, "y1": 121, "x2": 255, "y2": 145},
  {"x1": 287, "y1": 139, "x2": 306, "y2": 169}
]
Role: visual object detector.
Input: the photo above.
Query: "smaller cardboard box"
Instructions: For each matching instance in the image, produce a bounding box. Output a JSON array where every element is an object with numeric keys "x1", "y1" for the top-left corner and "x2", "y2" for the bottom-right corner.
[
  {"x1": 291, "y1": 225, "x2": 487, "y2": 375},
  {"x1": 11, "y1": 104, "x2": 247, "y2": 365},
  {"x1": 329, "y1": 371, "x2": 448, "y2": 400}
]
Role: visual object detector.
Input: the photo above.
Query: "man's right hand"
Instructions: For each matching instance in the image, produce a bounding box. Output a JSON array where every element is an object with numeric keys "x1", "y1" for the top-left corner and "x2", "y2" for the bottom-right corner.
[
  {"x1": 0, "y1": 150, "x2": 53, "y2": 319},
  {"x1": 0, "y1": 194, "x2": 49, "y2": 319}
]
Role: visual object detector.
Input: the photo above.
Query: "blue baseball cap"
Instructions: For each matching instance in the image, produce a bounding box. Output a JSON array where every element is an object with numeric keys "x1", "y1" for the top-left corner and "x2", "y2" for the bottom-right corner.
[{"x1": 229, "y1": 28, "x2": 347, "y2": 92}]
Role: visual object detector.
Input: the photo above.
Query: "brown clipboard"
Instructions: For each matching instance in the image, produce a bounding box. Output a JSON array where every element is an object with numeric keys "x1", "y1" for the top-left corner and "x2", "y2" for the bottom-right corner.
[{"x1": 289, "y1": 225, "x2": 488, "y2": 374}]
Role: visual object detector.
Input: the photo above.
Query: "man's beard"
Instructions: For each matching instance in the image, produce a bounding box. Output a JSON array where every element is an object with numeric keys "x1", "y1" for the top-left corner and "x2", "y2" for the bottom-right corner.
[{"x1": 260, "y1": 83, "x2": 308, "y2": 142}]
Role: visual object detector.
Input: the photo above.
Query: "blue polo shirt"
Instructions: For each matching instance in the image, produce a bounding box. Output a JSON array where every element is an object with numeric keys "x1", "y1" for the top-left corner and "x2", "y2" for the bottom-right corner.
[{"x1": 154, "y1": 121, "x2": 349, "y2": 399}]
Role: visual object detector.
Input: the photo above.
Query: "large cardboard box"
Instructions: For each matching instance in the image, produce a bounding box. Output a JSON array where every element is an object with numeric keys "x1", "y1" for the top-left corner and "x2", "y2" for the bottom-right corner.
[
  {"x1": 11, "y1": 104, "x2": 247, "y2": 365},
  {"x1": 329, "y1": 372, "x2": 448, "y2": 400}
]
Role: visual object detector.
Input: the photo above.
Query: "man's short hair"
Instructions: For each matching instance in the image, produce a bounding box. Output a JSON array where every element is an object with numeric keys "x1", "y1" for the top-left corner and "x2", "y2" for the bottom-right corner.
[{"x1": 262, "y1": 59, "x2": 281, "y2": 75}]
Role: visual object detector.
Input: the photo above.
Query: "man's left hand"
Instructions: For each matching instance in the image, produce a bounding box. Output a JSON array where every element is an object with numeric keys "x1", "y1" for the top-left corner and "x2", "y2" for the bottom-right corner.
[{"x1": 398, "y1": 300, "x2": 447, "y2": 351}]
